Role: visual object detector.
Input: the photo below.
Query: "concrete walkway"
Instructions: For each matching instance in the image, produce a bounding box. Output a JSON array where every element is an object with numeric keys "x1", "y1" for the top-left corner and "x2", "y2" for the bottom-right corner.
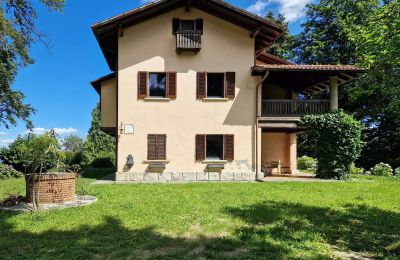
[{"x1": 92, "y1": 172, "x2": 332, "y2": 184}]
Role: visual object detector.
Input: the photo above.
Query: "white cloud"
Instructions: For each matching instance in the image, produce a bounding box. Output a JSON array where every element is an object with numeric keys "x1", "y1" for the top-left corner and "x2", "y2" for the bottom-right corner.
[
  {"x1": 247, "y1": 0, "x2": 312, "y2": 22},
  {"x1": 247, "y1": 0, "x2": 269, "y2": 16},
  {"x1": 0, "y1": 139, "x2": 14, "y2": 147},
  {"x1": 25, "y1": 127, "x2": 78, "y2": 136},
  {"x1": 0, "y1": 132, "x2": 6, "y2": 136}
]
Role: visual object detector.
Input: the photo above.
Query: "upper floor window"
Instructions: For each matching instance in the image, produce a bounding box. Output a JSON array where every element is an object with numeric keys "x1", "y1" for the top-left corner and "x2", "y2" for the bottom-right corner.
[
  {"x1": 138, "y1": 71, "x2": 177, "y2": 99},
  {"x1": 149, "y1": 72, "x2": 166, "y2": 97},
  {"x1": 196, "y1": 72, "x2": 236, "y2": 99},
  {"x1": 173, "y1": 18, "x2": 203, "y2": 33},
  {"x1": 207, "y1": 73, "x2": 225, "y2": 98}
]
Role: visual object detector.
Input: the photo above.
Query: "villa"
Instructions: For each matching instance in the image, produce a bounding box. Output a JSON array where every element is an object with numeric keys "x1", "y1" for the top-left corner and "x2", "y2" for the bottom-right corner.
[{"x1": 90, "y1": 0, "x2": 364, "y2": 182}]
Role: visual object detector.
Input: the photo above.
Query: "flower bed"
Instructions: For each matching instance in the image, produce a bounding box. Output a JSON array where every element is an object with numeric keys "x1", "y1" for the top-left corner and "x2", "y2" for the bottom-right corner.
[{"x1": 26, "y1": 173, "x2": 76, "y2": 204}]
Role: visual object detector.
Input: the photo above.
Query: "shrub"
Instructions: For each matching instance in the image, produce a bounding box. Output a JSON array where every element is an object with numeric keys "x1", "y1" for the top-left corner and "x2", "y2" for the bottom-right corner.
[
  {"x1": 297, "y1": 156, "x2": 317, "y2": 171},
  {"x1": 61, "y1": 151, "x2": 83, "y2": 166},
  {"x1": 0, "y1": 164, "x2": 24, "y2": 180},
  {"x1": 369, "y1": 163, "x2": 393, "y2": 177},
  {"x1": 90, "y1": 151, "x2": 115, "y2": 168},
  {"x1": 395, "y1": 167, "x2": 400, "y2": 176},
  {"x1": 300, "y1": 111, "x2": 363, "y2": 180},
  {"x1": 349, "y1": 163, "x2": 364, "y2": 176}
]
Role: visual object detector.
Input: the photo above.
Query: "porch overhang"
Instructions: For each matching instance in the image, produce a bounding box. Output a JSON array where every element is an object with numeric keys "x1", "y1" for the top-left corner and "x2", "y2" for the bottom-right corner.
[{"x1": 252, "y1": 64, "x2": 366, "y2": 95}]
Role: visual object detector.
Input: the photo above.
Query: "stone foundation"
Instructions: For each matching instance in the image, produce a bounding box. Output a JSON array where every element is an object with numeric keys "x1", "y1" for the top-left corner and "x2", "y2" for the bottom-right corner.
[{"x1": 116, "y1": 172, "x2": 257, "y2": 182}]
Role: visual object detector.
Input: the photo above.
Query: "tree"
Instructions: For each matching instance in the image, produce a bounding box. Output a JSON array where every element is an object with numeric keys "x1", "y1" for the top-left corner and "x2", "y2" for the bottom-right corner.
[
  {"x1": 62, "y1": 135, "x2": 84, "y2": 152},
  {"x1": 293, "y1": 0, "x2": 400, "y2": 168},
  {"x1": 265, "y1": 11, "x2": 295, "y2": 61},
  {"x1": 342, "y1": 0, "x2": 400, "y2": 168},
  {"x1": 0, "y1": 0, "x2": 65, "y2": 129},
  {"x1": 293, "y1": 0, "x2": 379, "y2": 65},
  {"x1": 83, "y1": 104, "x2": 115, "y2": 166}
]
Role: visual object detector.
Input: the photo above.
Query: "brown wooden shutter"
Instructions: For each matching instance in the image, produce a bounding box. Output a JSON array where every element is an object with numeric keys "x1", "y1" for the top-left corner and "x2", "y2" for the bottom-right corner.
[
  {"x1": 195, "y1": 134, "x2": 206, "y2": 161},
  {"x1": 225, "y1": 72, "x2": 235, "y2": 99},
  {"x1": 157, "y1": 135, "x2": 166, "y2": 160},
  {"x1": 195, "y1": 19, "x2": 203, "y2": 34},
  {"x1": 224, "y1": 135, "x2": 234, "y2": 160},
  {"x1": 138, "y1": 71, "x2": 148, "y2": 98},
  {"x1": 147, "y1": 134, "x2": 157, "y2": 160},
  {"x1": 197, "y1": 72, "x2": 206, "y2": 99},
  {"x1": 172, "y1": 18, "x2": 180, "y2": 34},
  {"x1": 167, "y1": 72, "x2": 177, "y2": 98}
]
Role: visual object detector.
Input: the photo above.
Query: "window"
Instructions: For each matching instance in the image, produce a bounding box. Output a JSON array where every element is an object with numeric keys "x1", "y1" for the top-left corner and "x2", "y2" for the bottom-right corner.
[
  {"x1": 149, "y1": 73, "x2": 166, "y2": 97},
  {"x1": 206, "y1": 135, "x2": 224, "y2": 160},
  {"x1": 196, "y1": 72, "x2": 235, "y2": 99},
  {"x1": 147, "y1": 134, "x2": 166, "y2": 160},
  {"x1": 173, "y1": 19, "x2": 203, "y2": 33},
  {"x1": 195, "y1": 134, "x2": 234, "y2": 161},
  {"x1": 180, "y1": 20, "x2": 195, "y2": 31},
  {"x1": 207, "y1": 73, "x2": 225, "y2": 98},
  {"x1": 138, "y1": 72, "x2": 176, "y2": 99}
]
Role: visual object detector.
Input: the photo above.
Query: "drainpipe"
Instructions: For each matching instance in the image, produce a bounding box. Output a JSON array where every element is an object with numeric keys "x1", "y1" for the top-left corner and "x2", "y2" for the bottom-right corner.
[{"x1": 255, "y1": 71, "x2": 270, "y2": 181}]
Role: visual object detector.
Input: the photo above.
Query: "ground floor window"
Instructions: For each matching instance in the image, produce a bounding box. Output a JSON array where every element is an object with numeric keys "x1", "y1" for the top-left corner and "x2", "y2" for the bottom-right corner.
[{"x1": 206, "y1": 135, "x2": 224, "y2": 160}]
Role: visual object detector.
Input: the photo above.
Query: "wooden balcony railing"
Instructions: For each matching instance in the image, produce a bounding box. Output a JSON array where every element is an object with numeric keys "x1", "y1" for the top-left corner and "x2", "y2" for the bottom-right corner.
[
  {"x1": 262, "y1": 99, "x2": 330, "y2": 117},
  {"x1": 176, "y1": 31, "x2": 202, "y2": 52}
]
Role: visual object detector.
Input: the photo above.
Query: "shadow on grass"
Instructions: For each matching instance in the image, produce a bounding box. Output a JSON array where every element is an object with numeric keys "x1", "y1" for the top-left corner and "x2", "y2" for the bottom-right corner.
[
  {"x1": 225, "y1": 201, "x2": 400, "y2": 258},
  {"x1": 0, "y1": 201, "x2": 399, "y2": 258}
]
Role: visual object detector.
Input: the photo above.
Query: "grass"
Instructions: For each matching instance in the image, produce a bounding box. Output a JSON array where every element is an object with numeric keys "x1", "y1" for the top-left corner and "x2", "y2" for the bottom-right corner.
[{"x1": 0, "y1": 171, "x2": 399, "y2": 259}]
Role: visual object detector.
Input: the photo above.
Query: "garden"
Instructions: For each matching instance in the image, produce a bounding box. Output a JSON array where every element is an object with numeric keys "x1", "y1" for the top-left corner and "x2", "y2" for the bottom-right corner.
[{"x1": 0, "y1": 110, "x2": 399, "y2": 258}]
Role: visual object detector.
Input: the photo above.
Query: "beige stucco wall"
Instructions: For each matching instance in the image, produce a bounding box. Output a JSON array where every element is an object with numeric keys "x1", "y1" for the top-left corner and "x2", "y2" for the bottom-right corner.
[
  {"x1": 261, "y1": 132, "x2": 290, "y2": 166},
  {"x1": 100, "y1": 78, "x2": 117, "y2": 128},
  {"x1": 116, "y1": 7, "x2": 260, "y2": 175}
]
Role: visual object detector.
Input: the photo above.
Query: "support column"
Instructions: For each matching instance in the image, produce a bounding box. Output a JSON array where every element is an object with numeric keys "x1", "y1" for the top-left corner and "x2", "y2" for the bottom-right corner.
[
  {"x1": 329, "y1": 76, "x2": 338, "y2": 111},
  {"x1": 289, "y1": 133, "x2": 298, "y2": 174},
  {"x1": 256, "y1": 127, "x2": 263, "y2": 180}
]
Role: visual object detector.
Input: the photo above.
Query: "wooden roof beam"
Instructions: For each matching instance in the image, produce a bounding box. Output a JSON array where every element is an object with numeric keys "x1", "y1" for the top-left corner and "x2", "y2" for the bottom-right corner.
[{"x1": 250, "y1": 27, "x2": 261, "y2": 38}]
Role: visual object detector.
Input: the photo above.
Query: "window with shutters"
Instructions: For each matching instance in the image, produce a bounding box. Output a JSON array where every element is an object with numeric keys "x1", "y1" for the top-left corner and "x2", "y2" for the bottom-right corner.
[
  {"x1": 147, "y1": 134, "x2": 167, "y2": 160},
  {"x1": 195, "y1": 134, "x2": 234, "y2": 161},
  {"x1": 138, "y1": 72, "x2": 176, "y2": 99},
  {"x1": 197, "y1": 72, "x2": 235, "y2": 99}
]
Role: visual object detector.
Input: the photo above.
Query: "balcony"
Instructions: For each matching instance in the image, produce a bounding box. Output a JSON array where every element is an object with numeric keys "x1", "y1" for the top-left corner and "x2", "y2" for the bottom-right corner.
[
  {"x1": 261, "y1": 99, "x2": 330, "y2": 117},
  {"x1": 176, "y1": 31, "x2": 202, "y2": 53}
]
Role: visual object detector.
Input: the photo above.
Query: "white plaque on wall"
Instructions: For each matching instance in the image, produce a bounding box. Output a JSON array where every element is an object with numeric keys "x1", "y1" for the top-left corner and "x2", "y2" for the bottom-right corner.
[{"x1": 124, "y1": 124, "x2": 134, "y2": 134}]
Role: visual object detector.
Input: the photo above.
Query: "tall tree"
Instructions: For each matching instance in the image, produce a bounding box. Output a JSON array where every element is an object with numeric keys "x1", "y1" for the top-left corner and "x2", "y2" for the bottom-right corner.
[
  {"x1": 293, "y1": 0, "x2": 379, "y2": 65},
  {"x1": 265, "y1": 11, "x2": 295, "y2": 61},
  {"x1": 0, "y1": 0, "x2": 65, "y2": 129},
  {"x1": 295, "y1": 0, "x2": 400, "y2": 168},
  {"x1": 83, "y1": 104, "x2": 115, "y2": 165}
]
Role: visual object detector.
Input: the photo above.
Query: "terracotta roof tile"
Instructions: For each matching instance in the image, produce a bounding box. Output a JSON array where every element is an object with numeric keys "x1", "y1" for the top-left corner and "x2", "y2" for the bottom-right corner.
[{"x1": 254, "y1": 64, "x2": 366, "y2": 72}]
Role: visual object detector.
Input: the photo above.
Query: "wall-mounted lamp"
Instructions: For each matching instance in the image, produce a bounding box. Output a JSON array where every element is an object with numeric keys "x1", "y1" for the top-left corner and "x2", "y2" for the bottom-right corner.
[{"x1": 127, "y1": 154, "x2": 134, "y2": 167}]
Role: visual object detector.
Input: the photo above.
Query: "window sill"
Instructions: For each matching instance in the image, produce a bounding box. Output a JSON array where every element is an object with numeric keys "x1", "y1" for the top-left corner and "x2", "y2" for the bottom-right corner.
[
  {"x1": 202, "y1": 160, "x2": 227, "y2": 164},
  {"x1": 143, "y1": 160, "x2": 170, "y2": 164},
  {"x1": 202, "y1": 98, "x2": 229, "y2": 102},
  {"x1": 144, "y1": 97, "x2": 171, "y2": 102}
]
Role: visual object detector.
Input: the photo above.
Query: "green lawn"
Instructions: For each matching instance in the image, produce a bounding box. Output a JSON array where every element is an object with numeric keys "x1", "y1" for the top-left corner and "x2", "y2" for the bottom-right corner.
[{"x1": 0, "y1": 172, "x2": 399, "y2": 259}]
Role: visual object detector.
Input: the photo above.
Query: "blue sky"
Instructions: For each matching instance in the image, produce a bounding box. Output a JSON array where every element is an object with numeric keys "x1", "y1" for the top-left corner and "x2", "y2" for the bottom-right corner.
[{"x1": 0, "y1": 0, "x2": 311, "y2": 147}]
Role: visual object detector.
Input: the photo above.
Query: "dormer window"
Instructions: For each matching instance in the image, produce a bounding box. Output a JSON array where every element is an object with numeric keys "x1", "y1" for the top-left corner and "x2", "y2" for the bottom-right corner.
[
  {"x1": 173, "y1": 19, "x2": 203, "y2": 33},
  {"x1": 173, "y1": 19, "x2": 203, "y2": 53}
]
